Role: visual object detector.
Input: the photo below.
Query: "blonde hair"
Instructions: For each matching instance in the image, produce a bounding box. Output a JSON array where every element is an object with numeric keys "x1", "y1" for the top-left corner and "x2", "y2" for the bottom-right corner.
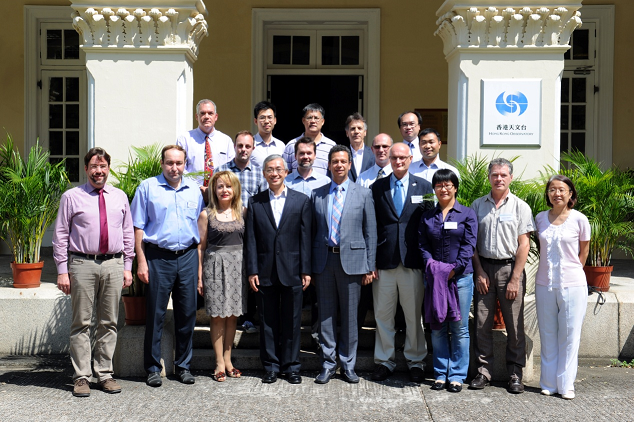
[{"x1": 208, "y1": 171, "x2": 243, "y2": 222}]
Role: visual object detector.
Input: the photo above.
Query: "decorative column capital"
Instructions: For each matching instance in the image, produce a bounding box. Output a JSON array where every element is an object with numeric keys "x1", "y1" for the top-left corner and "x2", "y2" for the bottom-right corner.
[
  {"x1": 435, "y1": 1, "x2": 582, "y2": 56},
  {"x1": 70, "y1": 0, "x2": 208, "y2": 60}
]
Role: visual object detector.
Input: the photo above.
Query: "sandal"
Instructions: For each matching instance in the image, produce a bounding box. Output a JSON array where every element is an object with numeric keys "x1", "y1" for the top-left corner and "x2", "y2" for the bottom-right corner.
[
  {"x1": 226, "y1": 368, "x2": 242, "y2": 378},
  {"x1": 212, "y1": 371, "x2": 226, "y2": 382}
]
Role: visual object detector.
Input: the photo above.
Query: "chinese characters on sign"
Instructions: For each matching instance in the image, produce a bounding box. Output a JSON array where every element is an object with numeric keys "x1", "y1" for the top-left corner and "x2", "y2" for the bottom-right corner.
[{"x1": 481, "y1": 79, "x2": 541, "y2": 146}]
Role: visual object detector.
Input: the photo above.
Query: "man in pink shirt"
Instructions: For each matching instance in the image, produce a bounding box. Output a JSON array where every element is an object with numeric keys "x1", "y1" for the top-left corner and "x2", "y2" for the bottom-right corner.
[{"x1": 53, "y1": 147, "x2": 135, "y2": 398}]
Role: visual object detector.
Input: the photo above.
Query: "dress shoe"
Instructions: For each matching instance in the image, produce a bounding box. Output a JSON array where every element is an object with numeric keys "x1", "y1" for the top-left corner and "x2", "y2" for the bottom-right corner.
[
  {"x1": 146, "y1": 372, "x2": 162, "y2": 387},
  {"x1": 447, "y1": 382, "x2": 463, "y2": 393},
  {"x1": 541, "y1": 389, "x2": 554, "y2": 396},
  {"x1": 315, "y1": 367, "x2": 336, "y2": 384},
  {"x1": 341, "y1": 370, "x2": 359, "y2": 384},
  {"x1": 371, "y1": 364, "x2": 393, "y2": 382},
  {"x1": 178, "y1": 369, "x2": 195, "y2": 384},
  {"x1": 282, "y1": 372, "x2": 302, "y2": 384},
  {"x1": 409, "y1": 367, "x2": 424, "y2": 383},
  {"x1": 262, "y1": 371, "x2": 278, "y2": 384},
  {"x1": 507, "y1": 375, "x2": 524, "y2": 394},
  {"x1": 431, "y1": 381, "x2": 446, "y2": 391},
  {"x1": 469, "y1": 373, "x2": 489, "y2": 390},
  {"x1": 72, "y1": 378, "x2": 91, "y2": 397},
  {"x1": 561, "y1": 391, "x2": 575, "y2": 400},
  {"x1": 99, "y1": 378, "x2": 122, "y2": 394}
]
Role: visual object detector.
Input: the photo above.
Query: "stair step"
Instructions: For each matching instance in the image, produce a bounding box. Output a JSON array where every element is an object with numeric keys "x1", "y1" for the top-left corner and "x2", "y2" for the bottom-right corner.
[{"x1": 196, "y1": 308, "x2": 377, "y2": 328}]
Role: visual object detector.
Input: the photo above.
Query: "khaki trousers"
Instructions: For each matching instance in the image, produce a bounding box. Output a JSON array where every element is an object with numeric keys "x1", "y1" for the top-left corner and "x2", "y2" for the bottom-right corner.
[{"x1": 69, "y1": 254, "x2": 123, "y2": 382}]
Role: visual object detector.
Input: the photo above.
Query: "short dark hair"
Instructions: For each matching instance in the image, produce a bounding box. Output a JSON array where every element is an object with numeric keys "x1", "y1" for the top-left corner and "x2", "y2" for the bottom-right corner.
[
  {"x1": 397, "y1": 110, "x2": 422, "y2": 128},
  {"x1": 254, "y1": 101, "x2": 276, "y2": 119},
  {"x1": 545, "y1": 174, "x2": 578, "y2": 209},
  {"x1": 161, "y1": 145, "x2": 187, "y2": 162},
  {"x1": 234, "y1": 130, "x2": 254, "y2": 145},
  {"x1": 328, "y1": 144, "x2": 351, "y2": 164},
  {"x1": 84, "y1": 147, "x2": 111, "y2": 167},
  {"x1": 303, "y1": 103, "x2": 325, "y2": 119},
  {"x1": 419, "y1": 128, "x2": 441, "y2": 141},
  {"x1": 294, "y1": 136, "x2": 316, "y2": 156},
  {"x1": 345, "y1": 112, "x2": 367, "y2": 131},
  {"x1": 431, "y1": 169, "x2": 459, "y2": 194}
]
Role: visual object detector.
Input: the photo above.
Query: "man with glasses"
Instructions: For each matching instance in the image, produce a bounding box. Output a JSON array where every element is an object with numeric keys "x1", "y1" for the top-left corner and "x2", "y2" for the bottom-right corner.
[
  {"x1": 244, "y1": 154, "x2": 312, "y2": 385},
  {"x1": 251, "y1": 101, "x2": 285, "y2": 168},
  {"x1": 370, "y1": 142, "x2": 433, "y2": 383},
  {"x1": 410, "y1": 128, "x2": 460, "y2": 183},
  {"x1": 398, "y1": 111, "x2": 423, "y2": 162},
  {"x1": 469, "y1": 158, "x2": 534, "y2": 394},
  {"x1": 357, "y1": 133, "x2": 394, "y2": 188},
  {"x1": 283, "y1": 103, "x2": 336, "y2": 175}
]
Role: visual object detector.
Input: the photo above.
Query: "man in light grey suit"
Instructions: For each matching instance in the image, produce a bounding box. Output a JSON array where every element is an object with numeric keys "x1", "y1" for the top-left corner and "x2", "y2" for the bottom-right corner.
[{"x1": 311, "y1": 145, "x2": 377, "y2": 384}]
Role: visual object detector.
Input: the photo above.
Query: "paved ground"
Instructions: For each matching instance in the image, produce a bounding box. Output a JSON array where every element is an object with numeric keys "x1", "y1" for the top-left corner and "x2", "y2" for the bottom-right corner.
[{"x1": 1, "y1": 355, "x2": 632, "y2": 421}]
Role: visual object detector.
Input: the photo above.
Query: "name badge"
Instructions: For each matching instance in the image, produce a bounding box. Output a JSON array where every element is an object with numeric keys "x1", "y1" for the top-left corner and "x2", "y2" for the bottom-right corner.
[
  {"x1": 187, "y1": 201, "x2": 198, "y2": 209},
  {"x1": 499, "y1": 213, "x2": 514, "y2": 222},
  {"x1": 444, "y1": 221, "x2": 458, "y2": 230},
  {"x1": 411, "y1": 195, "x2": 424, "y2": 204}
]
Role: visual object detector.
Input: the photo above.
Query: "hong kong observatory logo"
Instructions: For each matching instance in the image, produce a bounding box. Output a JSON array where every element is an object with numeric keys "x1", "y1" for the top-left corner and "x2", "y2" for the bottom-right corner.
[{"x1": 495, "y1": 91, "x2": 529, "y2": 116}]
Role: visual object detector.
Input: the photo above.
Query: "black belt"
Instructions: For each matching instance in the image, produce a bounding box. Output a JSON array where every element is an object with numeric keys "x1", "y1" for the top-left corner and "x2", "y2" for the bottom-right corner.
[
  {"x1": 479, "y1": 256, "x2": 514, "y2": 265},
  {"x1": 327, "y1": 246, "x2": 340, "y2": 254},
  {"x1": 145, "y1": 242, "x2": 197, "y2": 255},
  {"x1": 71, "y1": 252, "x2": 122, "y2": 261}
]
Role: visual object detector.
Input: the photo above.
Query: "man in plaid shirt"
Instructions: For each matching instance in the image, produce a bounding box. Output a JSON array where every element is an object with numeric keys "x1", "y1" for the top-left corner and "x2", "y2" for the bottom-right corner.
[{"x1": 216, "y1": 130, "x2": 268, "y2": 206}]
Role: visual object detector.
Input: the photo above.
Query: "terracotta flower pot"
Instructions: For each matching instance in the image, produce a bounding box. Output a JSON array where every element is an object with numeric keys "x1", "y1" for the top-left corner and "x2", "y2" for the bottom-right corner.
[
  {"x1": 584, "y1": 265, "x2": 613, "y2": 292},
  {"x1": 122, "y1": 295, "x2": 146, "y2": 325},
  {"x1": 11, "y1": 261, "x2": 44, "y2": 288}
]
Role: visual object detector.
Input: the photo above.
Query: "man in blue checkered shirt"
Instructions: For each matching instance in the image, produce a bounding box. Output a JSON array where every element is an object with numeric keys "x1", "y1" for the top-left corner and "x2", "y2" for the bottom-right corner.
[{"x1": 216, "y1": 130, "x2": 268, "y2": 206}]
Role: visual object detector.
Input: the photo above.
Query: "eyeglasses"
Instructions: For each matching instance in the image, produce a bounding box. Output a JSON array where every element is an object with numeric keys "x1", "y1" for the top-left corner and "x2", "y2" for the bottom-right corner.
[
  {"x1": 548, "y1": 188, "x2": 570, "y2": 194},
  {"x1": 257, "y1": 116, "x2": 275, "y2": 121},
  {"x1": 389, "y1": 155, "x2": 411, "y2": 161},
  {"x1": 434, "y1": 184, "x2": 454, "y2": 191},
  {"x1": 304, "y1": 116, "x2": 323, "y2": 122},
  {"x1": 265, "y1": 167, "x2": 286, "y2": 175},
  {"x1": 400, "y1": 122, "x2": 418, "y2": 128},
  {"x1": 372, "y1": 145, "x2": 390, "y2": 149}
]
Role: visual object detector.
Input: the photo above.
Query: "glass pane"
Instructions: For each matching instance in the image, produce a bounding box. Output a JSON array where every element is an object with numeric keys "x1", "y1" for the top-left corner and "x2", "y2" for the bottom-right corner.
[
  {"x1": 49, "y1": 157, "x2": 63, "y2": 165},
  {"x1": 571, "y1": 133, "x2": 585, "y2": 154},
  {"x1": 49, "y1": 131, "x2": 63, "y2": 155},
  {"x1": 571, "y1": 29, "x2": 589, "y2": 60},
  {"x1": 560, "y1": 105, "x2": 569, "y2": 130},
  {"x1": 49, "y1": 77, "x2": 63, "y2": 102},
  {"x1": 66, "y1": 105, "x2": 79, "y2": 129},
  {"x1": 321, "y1": 36, "x2": 339, "y2": 65},
  {"x1": 563, "y1": 48, "x2": 570, "y2": 60},
  {"x1": 66, "y1": 158, "x2": 80, "y2": 183},
  {"x1": 571, "y1": 105, "x2": 585, "y2": 130},
  {"x1": 272, "y1": 36, "x2": 291, "y2": 65},
  {"x1": 49, "y1": 105, "x2": 63, "y2": 129},
  {"x1": 47, "y1": 30, "x2": 62, "y2": 60},
  {"x1": 341, "y1": 36, "x2": 360, "y2": 65},
  {"x1": 64, "y1": 30, "x2": 80, "y2": 60},
  {"x1": 66, "y1": 131, "x2": 79, "y2": 155},
  {"x1": 571, "y1": 78, "x2": 586, "y2": 103},
  {"x1": 560, "y1": 132, "x2": 568, "y2": 154},
  {"x1": 66, "y1": 77, "x2": 79, "y2": 102},
  {"x1": 292, "y1": 36, "x2": 310, "y2": 65},
  {"x1": 561, "y1": 78, "x2": 570, "y2": 103}
]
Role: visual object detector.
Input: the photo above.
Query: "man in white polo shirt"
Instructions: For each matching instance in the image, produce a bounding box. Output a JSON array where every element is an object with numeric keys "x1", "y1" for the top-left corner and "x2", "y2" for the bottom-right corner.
[{"x1": 250, "y1": 101, "x2": 285, "y2": 167}]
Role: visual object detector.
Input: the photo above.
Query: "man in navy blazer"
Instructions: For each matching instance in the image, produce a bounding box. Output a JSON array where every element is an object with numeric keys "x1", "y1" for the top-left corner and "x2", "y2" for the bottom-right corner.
[
  {"x1": 345, "y1": 113, "x2": 374, "y2": 182},
  {"x1": 244, "y1": 154, "x2": 312, "y2": 385},
  {"x1": 370, "y1": 142, "x2": 434, "y2": 383},
  {"x1": 311, "y1": 145, "x2": 377, "y2": 384}
]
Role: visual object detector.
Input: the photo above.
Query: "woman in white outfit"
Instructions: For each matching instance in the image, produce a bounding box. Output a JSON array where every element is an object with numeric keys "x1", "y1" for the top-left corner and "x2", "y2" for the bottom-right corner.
[{"x1": 535, "y1": 175, "x2": 590, "y2": 400}]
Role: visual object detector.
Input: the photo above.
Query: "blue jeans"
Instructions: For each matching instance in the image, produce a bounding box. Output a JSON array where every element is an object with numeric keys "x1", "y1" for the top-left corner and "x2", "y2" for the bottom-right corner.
[{"x1": 431, "y1": 273, "x2": 473, "y2": 383}]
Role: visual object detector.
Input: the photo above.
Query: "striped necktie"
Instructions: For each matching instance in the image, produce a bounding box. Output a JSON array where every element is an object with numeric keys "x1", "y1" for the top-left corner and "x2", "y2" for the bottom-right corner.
[{"x1": 330, "y1": 186, "x2": 343, "y2": 245}]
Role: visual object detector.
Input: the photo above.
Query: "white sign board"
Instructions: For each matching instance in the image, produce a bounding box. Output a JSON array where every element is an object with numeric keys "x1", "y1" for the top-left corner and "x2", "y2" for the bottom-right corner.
[{"x1": 481, "y1": 79, "x2": 541, "y2": 146}]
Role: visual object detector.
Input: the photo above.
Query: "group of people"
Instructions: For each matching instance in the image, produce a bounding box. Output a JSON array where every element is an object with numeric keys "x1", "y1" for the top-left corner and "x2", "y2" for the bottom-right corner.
[{"x1": 52, "y1": 99, "x2": 590, "y2": 402}]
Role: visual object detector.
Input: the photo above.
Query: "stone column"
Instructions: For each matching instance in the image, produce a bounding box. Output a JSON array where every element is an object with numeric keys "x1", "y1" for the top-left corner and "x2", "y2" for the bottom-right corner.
[
  {"x1": 435, "y1": 1, "x2": 581, "y2": 178},
  {"x1": 70, "y1": 1, "x2": 208, "y2": 166}
]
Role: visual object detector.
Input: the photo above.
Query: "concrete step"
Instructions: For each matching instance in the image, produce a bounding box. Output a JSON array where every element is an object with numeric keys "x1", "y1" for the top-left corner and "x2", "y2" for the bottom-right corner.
[{"x1": 196, "y1": 308, "x2": 377, "y2": 328}]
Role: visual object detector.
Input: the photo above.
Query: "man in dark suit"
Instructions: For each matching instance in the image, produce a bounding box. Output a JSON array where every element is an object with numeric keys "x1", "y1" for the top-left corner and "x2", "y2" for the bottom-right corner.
[
  {"x1": 370, "y1": 142, "x2": 433, "y2": 383},
  {"x1": 345, "y1": 113, "x2": 374, "y2": 182},
  {"x1": 311, "y1": 145, "x2": 377, "y2": 384},
  {"x1": 244, "y1": 154, "x2": 312, "y2": 385}
]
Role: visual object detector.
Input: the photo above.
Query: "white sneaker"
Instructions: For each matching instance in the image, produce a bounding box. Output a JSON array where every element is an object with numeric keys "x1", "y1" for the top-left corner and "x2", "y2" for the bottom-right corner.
[
  {"x1": 561, "y1": 391, "x2": 575, "y2": 400},
  {"x1": 541, "y1": 389, "x2": 553, "y2": 396}
]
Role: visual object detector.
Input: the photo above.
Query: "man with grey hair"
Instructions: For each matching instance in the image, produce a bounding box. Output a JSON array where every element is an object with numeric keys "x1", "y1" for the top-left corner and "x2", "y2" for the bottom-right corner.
[
  {"x1": 469, "y1": 158, "x2": 534, "y2": 394},
  {"x1": 176, "y1": 99, "x2": 235, "y2": 198},
  {"x1": 283, "y1": 103, "x2": 336, "y2": 175},
  {"x1": 345, "y1": 112, "x2": 374, "y2": 182}
]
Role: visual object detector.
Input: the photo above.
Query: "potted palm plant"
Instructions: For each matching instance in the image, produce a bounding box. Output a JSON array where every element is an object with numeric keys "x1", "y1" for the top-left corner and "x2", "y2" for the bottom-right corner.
[
  {"x1": 110, "y1": 143, "x2": 163, "y2": 324},
  {"x1": 559, "y1": 151, "x2": 634, "y2": 292},
  {"x1": 0, "y1": 134, "x2": 70, "y2": 288}
]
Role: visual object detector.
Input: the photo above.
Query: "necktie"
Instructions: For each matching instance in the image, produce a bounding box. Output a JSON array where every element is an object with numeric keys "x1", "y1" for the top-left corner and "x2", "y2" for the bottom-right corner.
[
  {"x1": 377, "y1": 168, "x2": 386, "y2": 179},
  {"x1": 394, "y1": 180, "x2": 404, "y2": 217},
  {"x1": 98, "y1": 188, "x2": 109, "y2": 254},
  {"x1": 330, "y1": 186, "x2": 343, "y2": 246},
  {"x1": 203, "y1": 135, "x2": 214, "y2": 187}
]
